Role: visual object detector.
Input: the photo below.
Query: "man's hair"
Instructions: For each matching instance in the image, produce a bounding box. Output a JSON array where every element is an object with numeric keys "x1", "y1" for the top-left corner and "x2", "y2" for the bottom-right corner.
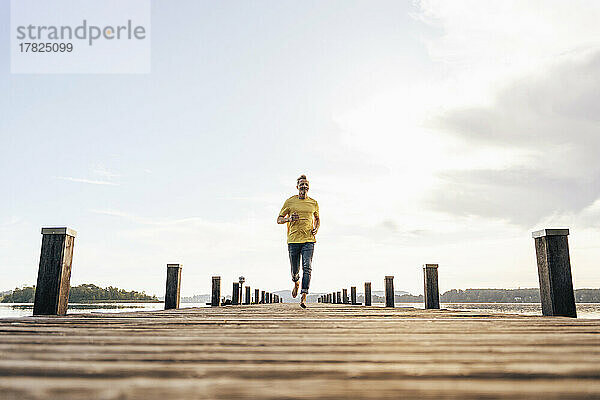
[{"x1": 297, "y1": 174, "x2": 308, "y2": 185}]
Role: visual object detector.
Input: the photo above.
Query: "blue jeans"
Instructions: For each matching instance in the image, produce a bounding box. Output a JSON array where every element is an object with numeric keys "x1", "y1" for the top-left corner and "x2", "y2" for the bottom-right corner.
[{"x1": 288, "y1": 242, "x2": 314, "y2": 294}]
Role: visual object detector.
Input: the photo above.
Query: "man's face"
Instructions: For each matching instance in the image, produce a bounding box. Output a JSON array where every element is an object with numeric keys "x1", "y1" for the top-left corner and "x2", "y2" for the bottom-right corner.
[{"x1": 297, "y1": 179, "x2": 309, "y2": 194}]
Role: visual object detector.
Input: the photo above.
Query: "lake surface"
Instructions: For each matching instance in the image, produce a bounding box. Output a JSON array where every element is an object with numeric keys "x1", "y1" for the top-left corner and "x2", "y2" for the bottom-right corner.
[{"x1": 1, "y1": 302, "x2": 599, "y2": 319}]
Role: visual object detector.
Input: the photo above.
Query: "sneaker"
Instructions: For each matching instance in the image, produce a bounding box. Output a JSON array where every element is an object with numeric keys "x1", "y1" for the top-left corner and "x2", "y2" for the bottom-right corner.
[
  {"x1": 300, "y1": 293, "x2": 307, "y2": 308},
  {"x1": 292, "y1": 281, "x2": 299, "y2": 298}
]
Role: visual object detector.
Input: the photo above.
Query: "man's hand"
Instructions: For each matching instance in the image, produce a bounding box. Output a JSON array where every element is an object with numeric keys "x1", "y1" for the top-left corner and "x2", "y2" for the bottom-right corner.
[{"x1": 311, "y1": 227, "x2": 318, "y2": 236}]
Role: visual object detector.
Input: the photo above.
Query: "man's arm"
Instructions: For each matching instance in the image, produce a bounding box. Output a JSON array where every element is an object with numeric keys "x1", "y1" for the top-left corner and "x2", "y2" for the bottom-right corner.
[
  {"x1": 278, "y1": 213, "x2": 299, "y2": 224},
  {"x1": 311, "y1": 214, "x2": 320, "y2": 235},
  {"x1": 277, "y1": 200, "x2": 298, "y2": 224}
]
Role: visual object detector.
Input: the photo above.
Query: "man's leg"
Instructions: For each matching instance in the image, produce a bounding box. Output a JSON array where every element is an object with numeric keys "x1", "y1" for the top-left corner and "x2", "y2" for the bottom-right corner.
[
  {"x1": 300, "y1": 242, "x2": 314, "y2": 294},
  {"x1": 288, "y1": 243, "x2": 301, "y2": 297}
]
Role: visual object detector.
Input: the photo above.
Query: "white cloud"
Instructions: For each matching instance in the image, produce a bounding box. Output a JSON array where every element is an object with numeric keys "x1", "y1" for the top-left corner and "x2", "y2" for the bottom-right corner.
[{"x1": 56, "y1": 176, "x2": 119, "y2": 186}]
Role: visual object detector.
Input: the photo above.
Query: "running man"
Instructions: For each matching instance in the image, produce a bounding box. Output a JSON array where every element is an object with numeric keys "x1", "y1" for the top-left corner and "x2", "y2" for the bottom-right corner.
[{"x1": 277, "y1": 174, "x2": 320, "y2": 308}]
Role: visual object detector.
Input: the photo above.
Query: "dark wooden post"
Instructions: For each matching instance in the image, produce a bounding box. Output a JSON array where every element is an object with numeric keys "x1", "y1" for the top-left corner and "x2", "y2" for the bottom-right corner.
[
  {"x1": 364, "y1": 282, "x2": 372, "y2": 306},
  {"x1": 269, "y1": 293, "x2": 273, "y2": 303},
  {"x1": 342, "y1": 288, "x2": 348, "y2": 304},
  {"x1": 164, "y1": 264, "x2": 182, "y2": 310},
  {"x1": 328, "y1": 293, "x2": 332, "y2": 303},
  {"x1": 33, "y1": 227, "x2": 77, "y2": 316},
  {"x1": 211, "y1": 276, "x2": 221, "y2": 306},
  {"x1": 232, "y1": 283, "x2": 240, "y2": 305},
  {"x1": 336, "y1": 291, "x2": 341, "y2": 304},
  {"x1": 533, "y1": 229, "x2": 577, "y2": 317},
  {"x1": 331, "y1": 292, "x2": 336, "y2": 303},
  {"x1": 245, "y1": 286, "x2": 251, "y2": 305},
  {"x1": 385, "y1": 276, "x2": 394, "y2": 308},
  {"x1": 423, "y1": 264, "x2": 440, "y2": 309},
  {"x1": 261, "y1": 290, "x2": 265, "y2": 304},
  {"x1": 254, "y1": 288, "x2": 259, "y2": 304},
  {"x1": 350, "y1": 286, "x2": 357, "y2": 305}
]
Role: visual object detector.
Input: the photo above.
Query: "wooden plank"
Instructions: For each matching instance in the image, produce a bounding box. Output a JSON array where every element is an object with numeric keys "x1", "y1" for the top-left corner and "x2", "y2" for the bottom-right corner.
[{"x1": 1, "y1": 304, "x2": 599, "y2": 399}]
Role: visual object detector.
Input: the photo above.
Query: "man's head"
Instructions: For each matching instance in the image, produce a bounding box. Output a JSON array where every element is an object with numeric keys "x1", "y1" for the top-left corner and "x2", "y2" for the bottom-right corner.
[{"x1": 297, "y1": 174, "x2": 309, "y2": 197}]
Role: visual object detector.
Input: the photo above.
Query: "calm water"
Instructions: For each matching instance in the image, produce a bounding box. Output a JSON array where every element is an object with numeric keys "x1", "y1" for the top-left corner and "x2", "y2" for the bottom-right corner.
[
  {"x1": 1, "y1": 302, "x2": 599, "y2": 319},
  {"x1": 0, "y1": 302, "x2": 208, "y2": 318}
]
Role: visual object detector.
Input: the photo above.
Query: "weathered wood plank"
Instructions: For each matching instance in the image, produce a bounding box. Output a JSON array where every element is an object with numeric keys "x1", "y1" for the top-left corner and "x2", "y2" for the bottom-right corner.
[{"x1": 1, "y1": 304, "x2": 599, "y2": 399}]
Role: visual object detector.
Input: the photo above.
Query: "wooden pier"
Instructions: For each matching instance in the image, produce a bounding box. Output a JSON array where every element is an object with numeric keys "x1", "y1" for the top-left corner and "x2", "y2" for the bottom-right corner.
[{"x1": 1, "y1": 303, "x2": 600, "y2": 399}]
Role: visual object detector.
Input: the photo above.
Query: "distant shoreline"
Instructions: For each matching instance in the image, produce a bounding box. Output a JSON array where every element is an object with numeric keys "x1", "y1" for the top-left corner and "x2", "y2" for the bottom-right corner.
[{"x1": 2, "y1": 300, "x2": 163, "y2": 304}]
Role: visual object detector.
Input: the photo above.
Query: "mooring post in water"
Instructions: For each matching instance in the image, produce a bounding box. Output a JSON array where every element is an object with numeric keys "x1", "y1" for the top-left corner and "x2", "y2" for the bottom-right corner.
[
  {"x1": 532, "y1": 229, "x2": 577, "y2": 318},
  {"x1": 254, "y1": 288, "x2": 259, "y2": 304},
  {"x1": 342, "y1": 288, "x2": 349, "y2": 304},
  {"x1": 245, "y1": 286, "x2": 251, "y2": 305},
  {"x1": 331, "y1": 292, "x2": 336, "y2": 303},
  {"x1": 385, "y1": 276, "x2": 394, "y2": 308},
  {"x1": 238, "y1": 276, "x2": 245, "y2": 304},
  {"x1": 211, "y1": 276, "x2": 221, "y2": 306},
  {"x1": 350, "y1": 286, "x2": 357, "y2": 305},
  {"x1": 364, "y1": 282, "x2": 372, "y2": 306},
  {"x1": 33, "y1": 227, "x2": 77, "y2": 316},
  {"x1": 336, "y1": 291, "x2": 341, "y2": 304},
  {"x1": 423, "y1": 264, "x2": 440, "y2": 310},
  {"x1": 164, "y1": 264, "x2": 182, "y2": 310},
  {"x1": 232, "y1": 283, "x2": 240, "y2": 305},
  {"x1": 261, "y1": 290, "x2": 265, "y2": 304}
]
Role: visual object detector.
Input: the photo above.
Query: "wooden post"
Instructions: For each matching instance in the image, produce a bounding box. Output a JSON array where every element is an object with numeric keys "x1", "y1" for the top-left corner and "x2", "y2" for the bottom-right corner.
[
  {"x1": 342, "y1": 288, "x2": 348, "y2": 304},
  {"x1": 351, "y1": 286, "x2": 357, "y2": 305},
  {"x1": 254, "y1": 288, "x2": 259, "y2": 304},
  {"x1": 245, "y1": 286, "x2": 251, "y2": 305},
  {"x1": 328, "y1": 293, "x2": 332, "y2": 303},
  {"x1": 270, "y1": 293, "x2": 273, "y2": 303},
  {"x1": 533, "y1": 229, "x2": 577, "y2": 317},
  {"x1": 336, "y1": 291, "x2": 341, "y2": 304},
  {"x1": 261, "y1": 290, "x2": 265, "y2": 304},
  {"x1": 211, "y1": 276, "x2": 221, "y2": 306},
  {"x1": 33, "y1": 227, "x2": 77, "y2": 316},
  {"x1": 164, "y1": 264, "x2": 182, "y2": 310},
  {"x1": 331, "y1": 292, "x2": 336, "y2": 304},
  {"x1": 423, "y1": 264, "x2": 440, "y2": 309},
  {"x1": 385, "y1": 276, "x2": 394, "y2": 308},
  {"x1": 364, "y1": 282, "x2": 372, "y2": 306},
  {"x1": 232, "y1": 283, "x2": 240, "y2": 305}
]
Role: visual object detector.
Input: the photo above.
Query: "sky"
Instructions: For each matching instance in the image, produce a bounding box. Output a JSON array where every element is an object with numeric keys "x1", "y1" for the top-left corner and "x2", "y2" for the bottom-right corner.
[{"x1": 1, "y1": 0, "x2": 599, "y2": 297}]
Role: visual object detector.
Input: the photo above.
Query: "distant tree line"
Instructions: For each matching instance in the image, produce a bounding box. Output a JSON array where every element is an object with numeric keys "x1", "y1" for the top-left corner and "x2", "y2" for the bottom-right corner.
[
  {"x1": 1, "y1": 284, "x2": 158, "y2": 303},
  {"x1": 359, "y1": 288, "x2": 600, "y2": 303}
]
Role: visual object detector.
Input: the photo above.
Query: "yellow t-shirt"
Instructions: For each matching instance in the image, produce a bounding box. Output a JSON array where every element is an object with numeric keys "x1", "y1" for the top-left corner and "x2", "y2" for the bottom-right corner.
[{"x1": 278, "y1": 195, "x2": 319, "y2": 243}]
